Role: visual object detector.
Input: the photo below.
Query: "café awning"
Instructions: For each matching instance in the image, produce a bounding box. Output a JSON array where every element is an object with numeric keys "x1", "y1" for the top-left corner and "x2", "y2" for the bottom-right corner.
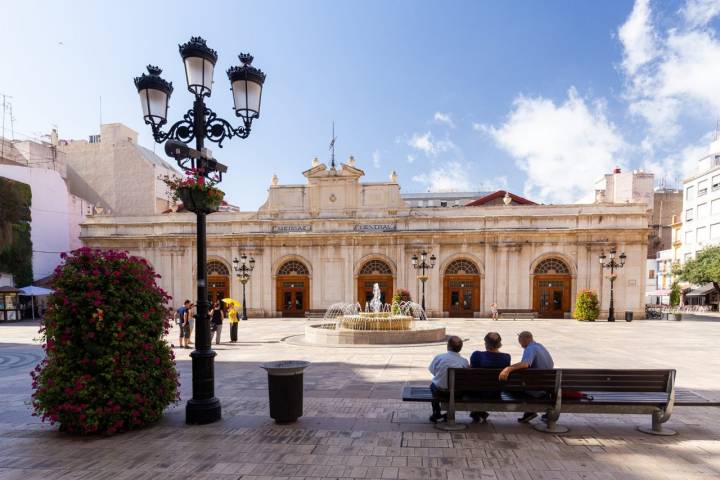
[{"x1": 686, "y1": 284, "x2": 717, "y2": 297}]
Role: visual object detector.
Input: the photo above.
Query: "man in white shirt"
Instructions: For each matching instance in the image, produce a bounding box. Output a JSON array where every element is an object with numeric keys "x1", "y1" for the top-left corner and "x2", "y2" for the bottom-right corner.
[{"x1": 428, "y1": 336, "x2": 469, "y2": 423}]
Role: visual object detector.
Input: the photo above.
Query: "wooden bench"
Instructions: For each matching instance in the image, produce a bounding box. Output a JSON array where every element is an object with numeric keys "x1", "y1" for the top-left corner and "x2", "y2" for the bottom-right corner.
[
  {"x1": 403, "y1": 368, "x2": 561, "y2": 432},
  {"x1": 402, "y1": 368, "x2": 720, "y2": 435},
  {"x1": 496, "y1": 309, "x2": 538, "y2": 320}
]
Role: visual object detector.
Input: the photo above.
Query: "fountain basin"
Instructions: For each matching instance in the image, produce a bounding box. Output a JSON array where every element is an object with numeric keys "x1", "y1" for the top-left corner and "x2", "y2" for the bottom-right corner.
[
  {"x1": 305, "y1": 321, "x2": 446, "y2": 345},
  {"x1": 337, "y1": 313, "x2": 413, "y2": 331}
]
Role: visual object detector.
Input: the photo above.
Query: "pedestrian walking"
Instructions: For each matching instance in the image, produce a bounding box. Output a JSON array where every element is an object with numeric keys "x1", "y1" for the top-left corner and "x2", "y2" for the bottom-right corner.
[
  {"x1": 228, "y1": 304, "x2": 239, "y2": 342},
  {"x1": 211, "y1": 301, "x2": 224, "y2": 345}
]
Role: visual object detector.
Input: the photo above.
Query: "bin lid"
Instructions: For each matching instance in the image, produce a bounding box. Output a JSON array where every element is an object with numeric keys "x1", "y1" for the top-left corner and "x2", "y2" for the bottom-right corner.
[{"x1": 260, "y1": 360, "x2": 310, "y2": 375}]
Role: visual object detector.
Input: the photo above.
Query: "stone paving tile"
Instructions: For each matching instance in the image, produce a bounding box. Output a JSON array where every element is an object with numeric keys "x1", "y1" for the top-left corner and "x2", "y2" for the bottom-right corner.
[{"x1": 1, "y1": 318, "x2": 720, "y2": 480}]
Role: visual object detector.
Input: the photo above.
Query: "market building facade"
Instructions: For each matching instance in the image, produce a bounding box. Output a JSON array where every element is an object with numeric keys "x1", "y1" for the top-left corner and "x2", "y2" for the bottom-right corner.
[{"x1": 81, "y1": 159, "x2": 650, "y2": 318}]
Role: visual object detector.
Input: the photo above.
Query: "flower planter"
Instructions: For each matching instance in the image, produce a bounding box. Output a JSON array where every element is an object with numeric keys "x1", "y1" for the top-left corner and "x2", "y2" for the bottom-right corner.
[{"x1": 178, "y1": 186, "x2": 223, "y2": 214}]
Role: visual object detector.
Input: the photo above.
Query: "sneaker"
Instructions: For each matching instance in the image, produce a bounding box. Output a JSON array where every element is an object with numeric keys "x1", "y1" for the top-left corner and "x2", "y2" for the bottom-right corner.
[
  {"x1": 540, "y1": 414, "x2": 549, "y2": 423},
  {"x1": 429, "y1": 413, "x2": 443, "y2": 423},
  {"x1": 518, "y1": 412, "x2": 538, "y2": 423}
]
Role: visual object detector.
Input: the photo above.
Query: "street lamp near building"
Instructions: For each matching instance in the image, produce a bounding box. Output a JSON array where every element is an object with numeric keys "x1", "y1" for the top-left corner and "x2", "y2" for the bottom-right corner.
[
  {"x1": 411, "y1": 250, "x2": 436, "y2": 312},
  {"x1": 134, "y1": 36, "x2": 266, "y2": 425},
  {"x1": 233, "y1": 253, "x2": 255, "y2": 321},
  {"x1": 599, "y1": 247, "x2": 626, "y2": 322}
]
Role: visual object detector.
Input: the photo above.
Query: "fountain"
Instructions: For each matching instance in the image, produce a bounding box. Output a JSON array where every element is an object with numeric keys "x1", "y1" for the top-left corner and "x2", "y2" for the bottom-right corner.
[{"x1": 303, "y1": 283, "x2": 446, "y2": 345}]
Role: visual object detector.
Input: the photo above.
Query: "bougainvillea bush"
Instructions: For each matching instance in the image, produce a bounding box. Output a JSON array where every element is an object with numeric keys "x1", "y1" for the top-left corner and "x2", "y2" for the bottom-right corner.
[
  {"x1": 31, "y1": 248, "x2": 179, "y2": 435},
  {"x1": 573, "y1": 289, "x2": 600, "y2": 322}
]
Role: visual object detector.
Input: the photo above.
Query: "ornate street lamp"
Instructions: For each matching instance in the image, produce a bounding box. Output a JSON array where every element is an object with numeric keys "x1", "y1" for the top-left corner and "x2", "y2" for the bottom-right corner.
[
  {"x1": 233, "y1": 253, "x2": 255, "y2": 321},
  {"x1": 411, "y1": 250, "x2": 436, "y2": 312},
  {"x1": 134, "y1": 36, "x2": 266, "y2": 425},
  {"x1": 599, "y1": 247, "x2": 626, "y2": 322}
]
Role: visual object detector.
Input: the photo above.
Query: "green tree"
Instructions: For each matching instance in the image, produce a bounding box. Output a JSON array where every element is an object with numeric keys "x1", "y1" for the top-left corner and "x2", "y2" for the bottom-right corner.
[
  {"x1": 669, "y1": 281, "x2": 681, "y2": 307},
  {"x1": 679, "y1": 246, "x2": 720, "y2": 294},
  {"x1": 0, "y1": 177, "x2": 33, "y2": 286}
]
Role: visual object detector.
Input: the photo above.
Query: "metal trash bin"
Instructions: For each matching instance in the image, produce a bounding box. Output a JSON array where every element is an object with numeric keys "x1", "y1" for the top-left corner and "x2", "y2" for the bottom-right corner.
[
  {"x1": 625, "y1": 311, "x2": 633, "y2": 322},
  {"x1": 260, "y1": 360, "x2": 310, "y2": 423}
]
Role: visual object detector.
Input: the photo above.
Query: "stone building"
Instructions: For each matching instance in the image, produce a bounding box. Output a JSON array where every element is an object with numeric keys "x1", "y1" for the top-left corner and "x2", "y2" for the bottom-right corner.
[
  {"x1": 0, "y1": 135, "x2": 94, "y2": 281},
  {"x1": 81, "y1": 158, "x2": 650, "y2": 319},
  {"x1": 61, "y1": 123, "x2": 178, "y2": 216},
  {"x1": 595, "y1": 167, "x2": 682, "y2": 258}
]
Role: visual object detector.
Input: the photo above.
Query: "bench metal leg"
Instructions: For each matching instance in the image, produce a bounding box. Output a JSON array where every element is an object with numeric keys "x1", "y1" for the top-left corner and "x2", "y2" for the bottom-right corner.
[
  {"x1": 532, "y1": 410, "x2": 569, "y2": 434},
  {"x1": 637, "y1": 411, "x2": 676, "y2": 436},
  {"x1": 434, "y1": 407, "x2": 466, "y2": 431}
]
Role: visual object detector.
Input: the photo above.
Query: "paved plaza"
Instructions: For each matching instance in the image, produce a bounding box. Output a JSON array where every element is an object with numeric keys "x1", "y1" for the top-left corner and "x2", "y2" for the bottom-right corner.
[{"x1": 1, "y1": 317, "x2": 720, "y2": 480}]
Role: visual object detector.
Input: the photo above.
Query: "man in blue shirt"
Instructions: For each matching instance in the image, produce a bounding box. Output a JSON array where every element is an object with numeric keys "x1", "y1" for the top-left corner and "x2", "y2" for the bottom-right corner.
[
  {"x1": 428, "y1": 336, "x2": 469, "y2": 423},
  {"x1": 498, "y1": 331, "x2": 554, "y2": 423},
  {"x1": 469, "y1": 332, "x2": 511, "y2": 423}
]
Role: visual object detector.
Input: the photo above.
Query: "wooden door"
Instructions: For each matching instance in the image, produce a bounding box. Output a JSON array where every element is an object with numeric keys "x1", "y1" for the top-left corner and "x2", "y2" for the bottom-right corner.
[
  {"x1": 443, "y1": 276, "x2": 480, "y2": 317},
  {"x1": 357, "y1": 275, "x2": 393, "y2": 308},
  {"x1": 276, "y1": 276, "x2": 309, "y2": 317},
  {"x1": 533, "y1": 275, "x2": 571, "y2": 318},
  {"x1": 208, "y1": 276, "x2": 229, "y2": 306}
]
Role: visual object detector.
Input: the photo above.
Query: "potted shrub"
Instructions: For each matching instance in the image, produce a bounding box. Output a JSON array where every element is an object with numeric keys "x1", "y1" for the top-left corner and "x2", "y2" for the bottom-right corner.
[
  {"x1": 31, "y1": 248, "x2": 179, "y2": 435},
  {"x1": 573, "y1": 289, "x2": 599, "y2": 322},
  {"x1": 665, "y1": 282, "x2": 683, "y2": 321},
  {"x1": 161, "y1": 169, "x2": 224, "y2": 214}
]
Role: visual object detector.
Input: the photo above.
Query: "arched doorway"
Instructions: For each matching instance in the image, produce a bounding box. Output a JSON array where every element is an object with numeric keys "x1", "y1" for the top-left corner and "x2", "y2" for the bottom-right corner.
[
  {"x1": 357, "y1": 259, "x2": 393, "y2": 307},
  {"x1": 443, "y1": 259, "x2": 480, "y2": 317},
  {"x1": 207, "y1": 261, "x2": 230, "y2": 305},
  {"x1": 532, "y1": 258, "x2": 572, "y2": 318},
  {"x1": 276, "y1": 260, "x2": 310, "y2": 317}
]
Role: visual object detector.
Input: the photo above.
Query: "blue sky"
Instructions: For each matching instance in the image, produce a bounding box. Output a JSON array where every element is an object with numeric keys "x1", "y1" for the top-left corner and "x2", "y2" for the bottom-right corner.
[{"x1": 3, "y1": 0, "x2": 720, "y2": 208}]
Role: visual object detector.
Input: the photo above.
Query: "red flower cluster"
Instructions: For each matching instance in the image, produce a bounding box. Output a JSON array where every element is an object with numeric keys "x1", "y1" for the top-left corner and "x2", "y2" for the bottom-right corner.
[
  {"x1": 160, "y1": 169, "x2": 225, "y2": 204},
  {"x1": 31, "y1": 247, "x2": 179, "y2": 435}
]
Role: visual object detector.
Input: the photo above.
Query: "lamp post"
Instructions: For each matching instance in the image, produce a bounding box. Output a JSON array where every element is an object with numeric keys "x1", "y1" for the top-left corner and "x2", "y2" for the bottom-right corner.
[
  {"x1": 233, "y1": 253, "x2": 255, "y2": 321},
  {"x1": 411, "y1": 250, "x2": 436, "y2": 312},
  {"x1": 599, "y1": 247, "x2": 626, "y2": 322},
  {"x1": 134, "y1": 36, "x2": 266, "y2": 425}
]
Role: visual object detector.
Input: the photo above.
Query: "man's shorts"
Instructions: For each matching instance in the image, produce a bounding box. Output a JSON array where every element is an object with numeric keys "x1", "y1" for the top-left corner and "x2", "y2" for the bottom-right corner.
[{"x1": 182, "y1": 324, "x2": 191, "y2": 338}]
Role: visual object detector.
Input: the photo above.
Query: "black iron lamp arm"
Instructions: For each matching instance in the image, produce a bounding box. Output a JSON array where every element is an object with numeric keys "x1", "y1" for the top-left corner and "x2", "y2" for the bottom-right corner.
[
  {"x1": 203, "y1": 108, "x2": 251, "y2": 146},
  {"x1": 149, "y1": 108, "x2": 196, "y2": 144},
  {"x1": 149, "y1": 107, "x2": 251, "y2": 148}
]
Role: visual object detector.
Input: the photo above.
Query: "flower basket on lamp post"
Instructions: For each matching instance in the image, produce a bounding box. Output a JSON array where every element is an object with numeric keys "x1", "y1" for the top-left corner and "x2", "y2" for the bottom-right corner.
[{"x1": 177, "y1": 186, "x2": 224, "y2": 214}]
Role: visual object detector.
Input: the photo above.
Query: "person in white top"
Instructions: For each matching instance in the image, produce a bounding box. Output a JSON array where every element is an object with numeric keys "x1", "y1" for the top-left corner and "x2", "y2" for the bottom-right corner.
[{"x1": 428, "y1": 336, "x2": 469, "y2": 423}]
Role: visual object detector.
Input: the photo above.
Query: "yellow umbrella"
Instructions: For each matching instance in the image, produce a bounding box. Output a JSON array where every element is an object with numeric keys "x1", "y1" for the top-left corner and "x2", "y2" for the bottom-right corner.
[{"x1": 222, "y1": 298, "x2": 240, "y2": 307}]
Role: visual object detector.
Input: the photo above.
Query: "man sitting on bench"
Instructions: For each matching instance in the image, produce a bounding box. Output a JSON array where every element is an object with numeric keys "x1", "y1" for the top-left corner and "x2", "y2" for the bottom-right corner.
[
  {"x1": 498, "y1": 331, "x2": 554, "y2": 423},
  {"x1": 469, "y1": 332, "x2": 511, "y2": 423},
  {"x1": 428, "y1": 336, "x2": 469, "y2": 423}
]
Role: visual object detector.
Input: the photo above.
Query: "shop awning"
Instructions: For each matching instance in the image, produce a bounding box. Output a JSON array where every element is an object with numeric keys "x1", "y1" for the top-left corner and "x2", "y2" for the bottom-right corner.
[{"x1": 686, "y1": 284, "x2": 717, "y2": 297}]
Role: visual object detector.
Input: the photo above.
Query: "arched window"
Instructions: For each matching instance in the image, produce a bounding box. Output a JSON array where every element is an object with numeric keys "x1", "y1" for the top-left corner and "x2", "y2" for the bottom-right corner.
[
  {"x1": 534, "y1": 258, "x2": 570, "y2": 275},
  {"x1": 359, "y1": 260, "x2": 393, "y2": 275},
  {"x1": 445, "y1": 259, "x2": 479, "y2": 275},
  {"x1": 277, "y1": 260, "x2": 309, "y2": 275},
  {"x1": 207, "y1": 261, "x2": 229, "y2": 276}
]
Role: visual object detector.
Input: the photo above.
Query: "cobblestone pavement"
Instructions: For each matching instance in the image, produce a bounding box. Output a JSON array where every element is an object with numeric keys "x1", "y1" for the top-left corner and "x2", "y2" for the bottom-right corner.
[{"x1": 1, "y1": 317, "x2": 719, "y2": 480}]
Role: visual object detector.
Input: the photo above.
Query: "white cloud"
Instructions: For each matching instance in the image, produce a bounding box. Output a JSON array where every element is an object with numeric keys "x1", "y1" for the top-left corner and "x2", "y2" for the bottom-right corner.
[
  {"x1": 406, "y1": 154, "x2": 415, "y2": 164},
  {"x1": 483, "y1": 88, "x2": 626, "y2": 204},
  {"x1": 683, "y1": 0, "x2": 720, "y2": 27},
  {"x1": 620, "y1": 0, "x2": 720, "y2": 143},
  {"x1": 618, "y1": 0, "x2": 657, "y2": 75},
  {"x1": 406, "y1": 131, "x2": 455, "y2": 156},
  {"x1": 411, "y1": 161, "x2": 507, "y2": 192},
  {"x1": 643, "y1": 134, "x2": 713, "y2": 184},
  {"x1": 434, "y1": 112, "x2": 455, "y2": 128},
  {"x1": 372, "y1": 150, "x2": 381, "y2": 168}
]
